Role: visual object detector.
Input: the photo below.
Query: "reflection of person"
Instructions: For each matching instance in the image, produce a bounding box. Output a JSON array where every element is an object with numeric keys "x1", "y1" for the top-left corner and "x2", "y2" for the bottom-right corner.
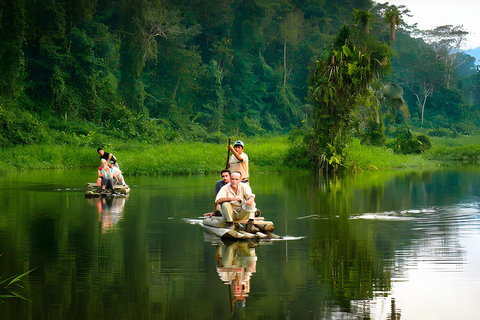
[
  {"x1": 96, "y1": 197, "x2": 126, "y2": 229},
  {"x1": 227, "y1": 141, "x2": 249, "y2": 184},
  {"x1": 97, "y1": 147, "x2": 119, "y2": 169},
  {"x1": 215, "y1": 171, "x2": 258, "y2": 233},
  {"x1": 215, "y1": 241, "x2": 257, "y2": 311}
]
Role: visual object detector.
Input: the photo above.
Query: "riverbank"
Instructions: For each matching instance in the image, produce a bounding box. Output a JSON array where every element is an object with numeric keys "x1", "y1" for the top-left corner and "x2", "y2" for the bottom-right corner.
[{"x1": 0, "y1": 135, "x2": 478, "y2": 176}]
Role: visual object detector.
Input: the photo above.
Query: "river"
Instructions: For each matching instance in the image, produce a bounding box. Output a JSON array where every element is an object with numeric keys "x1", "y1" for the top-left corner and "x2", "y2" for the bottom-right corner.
[{"x1": 0, "y1": 167, "x2": 479, "y2": 319}]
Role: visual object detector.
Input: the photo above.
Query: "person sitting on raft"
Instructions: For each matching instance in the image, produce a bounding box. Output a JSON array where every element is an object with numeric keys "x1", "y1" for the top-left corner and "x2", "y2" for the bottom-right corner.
[
  {"x1": 108, "y1": 162, "x2": 126, "y2": 186},
  {"x1": 215, "y1": 169, "x2": 231, "y2": 194},
  {"x1": 212, "y1": 169, "x2": 231, "y2": 215},
  {"x1": 215, "y1": 171, "x2": 259, "y2": 233},
  {"x1": 97, "y1": 159, "x2": 116, "y2": 190}
]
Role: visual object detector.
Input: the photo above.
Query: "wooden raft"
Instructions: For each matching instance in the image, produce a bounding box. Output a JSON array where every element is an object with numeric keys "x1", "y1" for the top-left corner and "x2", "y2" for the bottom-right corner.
[
  {"x1": 85, "y1": 182, "x2": 130, "y2": 198},
  {"x1": 202, "y1": 215, "x2": 279, "y2": 239}
]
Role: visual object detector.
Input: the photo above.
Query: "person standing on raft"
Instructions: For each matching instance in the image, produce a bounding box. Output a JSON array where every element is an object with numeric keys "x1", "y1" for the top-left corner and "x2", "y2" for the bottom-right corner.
[
  {"x1": 227, "y1": 141, "x2": 249, "y2": 184},
  {"x1": 97, "y1": 147, "x2": 119, "y2": 169},
  {"x1": 215, "y1": 171, "x2": 259, "y2": 233}
]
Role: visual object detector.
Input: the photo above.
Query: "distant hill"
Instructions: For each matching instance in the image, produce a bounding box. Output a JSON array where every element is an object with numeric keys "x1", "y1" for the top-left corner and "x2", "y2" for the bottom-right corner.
[{"x1": 464, "y1": 47, "x2": 480, "y2": 65}]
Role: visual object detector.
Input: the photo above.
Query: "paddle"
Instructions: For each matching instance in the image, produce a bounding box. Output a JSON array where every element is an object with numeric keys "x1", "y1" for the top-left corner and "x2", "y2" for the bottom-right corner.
[{"x1": 225, "y1": 137, "x2": 231, "y2": 169}]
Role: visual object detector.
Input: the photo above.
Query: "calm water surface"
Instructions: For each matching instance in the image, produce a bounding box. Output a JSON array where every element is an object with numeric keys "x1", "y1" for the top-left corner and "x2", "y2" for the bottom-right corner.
[{"x1": 1, "y1": 167, "x2": 480, "y2": 319}]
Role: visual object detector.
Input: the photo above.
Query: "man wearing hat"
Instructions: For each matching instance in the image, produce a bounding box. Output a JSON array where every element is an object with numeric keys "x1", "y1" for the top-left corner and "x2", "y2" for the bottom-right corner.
[{"x1": 227, "y1": 140, "x2": 249, "y2": 184}]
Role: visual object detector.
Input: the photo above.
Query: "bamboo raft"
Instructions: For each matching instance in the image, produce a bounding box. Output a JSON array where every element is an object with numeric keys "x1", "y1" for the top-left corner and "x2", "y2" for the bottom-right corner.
[
  {"x1": 85, "y1": 182, "x2": 130, "y2": 198},
  {"x1": 202, "y1": 215, "x2": 282, "y2": 240}
]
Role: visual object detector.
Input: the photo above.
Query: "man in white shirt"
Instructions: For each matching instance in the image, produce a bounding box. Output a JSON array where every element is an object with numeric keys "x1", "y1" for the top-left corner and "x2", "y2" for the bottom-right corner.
[
  {"x1": 227, "y1": 141, "x2": 249, "y2": 184},
  {"x1": 215, "y1": 171, "x2": 258, "y2": 233}
]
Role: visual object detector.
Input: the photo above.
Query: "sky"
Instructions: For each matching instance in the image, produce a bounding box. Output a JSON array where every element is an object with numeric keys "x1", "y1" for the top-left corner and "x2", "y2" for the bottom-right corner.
[{"x1": 386, "y1": 0, "x2": 480, "y2": 49}]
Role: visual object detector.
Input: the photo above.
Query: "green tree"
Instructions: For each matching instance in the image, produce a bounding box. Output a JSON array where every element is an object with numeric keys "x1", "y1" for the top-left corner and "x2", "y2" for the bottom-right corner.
[
  {"x1": 384, "y1": 4, "x2": 409, "y2": 43},
  {"x1": 119, "y1": 0, "x2": 185, "y2": 111},
  {"x1": 0, "y1": 0, "x2": 26, "y2": 102},
  {"x1": 421, "y1": 25, "x2": 469, "y2": 88},
  {"x1": 307, "y1": 24, "x2": 390, "y2": 171},
  {"x1": 279, "y1": 8, "x2": 305, "y2": 87}
]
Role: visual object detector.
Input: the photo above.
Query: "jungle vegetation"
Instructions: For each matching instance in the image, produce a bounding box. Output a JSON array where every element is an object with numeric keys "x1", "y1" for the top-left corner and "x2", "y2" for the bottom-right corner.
[{"x1": 0, "y1": 0, "x2": 479, "y2": 173}]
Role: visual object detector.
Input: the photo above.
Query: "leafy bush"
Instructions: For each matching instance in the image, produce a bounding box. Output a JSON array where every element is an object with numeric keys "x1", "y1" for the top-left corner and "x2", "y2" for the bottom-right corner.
[
  {"x1": 389, "y1": 125, "x2": 432, "y2": 154},
  {"x1": 426, "y1": 128, "x2": 451, "y2": 137},
  {"x1": 0, "y1": 106, "x2": 48, "y2": 147},
  {"x1": 204, "y1": 131, "x2": 228, "y2": 144},
  {"x1": 284, "y1": 129, "x2": 314, "y2": 170},
  {"x1": 417, "y1": 134, "x2": 432, "y2": 152},
  {"x1": 361, "y1": 119, "x2": 386, "y2": 146}
]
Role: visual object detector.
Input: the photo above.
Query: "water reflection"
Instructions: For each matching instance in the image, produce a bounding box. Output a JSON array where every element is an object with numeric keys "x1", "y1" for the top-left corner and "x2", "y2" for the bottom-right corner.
[
  {"x1": 2, "y1": 168, "x2": 480, "y2": 319},
  {"x1": 213, "y1": 240, "x2": 257, "y2": 312},
  {"x1": 86, "y1": 197, "x2": 127, "y2": 230}
]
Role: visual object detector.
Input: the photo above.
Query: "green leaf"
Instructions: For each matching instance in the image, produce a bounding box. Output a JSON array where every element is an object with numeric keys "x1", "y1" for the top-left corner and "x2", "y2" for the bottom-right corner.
[{"x1": 342, "y1": 45, "x2": 352, "y2": 58}]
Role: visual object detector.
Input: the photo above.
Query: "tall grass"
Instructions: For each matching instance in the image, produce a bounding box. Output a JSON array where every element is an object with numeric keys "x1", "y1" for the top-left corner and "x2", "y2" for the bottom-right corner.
[
  {"x1": 425, "y1": 135, "x2": 480, "y2": 164},
  {"x1": 120, "y1": 137, "x2": 297, "y2": 175},
  {"x1": 348, "y1": 139, "x2": 438, "y2": 170},
  {"x1": 429, "y1": 135, "x2": 480, "y2": 147},
  {"x1": 0, "y1": 137, "x2": 293, "y2": 176},
  {"x1": 0, "y1": 134, "x2": 478, "y2": 176}
]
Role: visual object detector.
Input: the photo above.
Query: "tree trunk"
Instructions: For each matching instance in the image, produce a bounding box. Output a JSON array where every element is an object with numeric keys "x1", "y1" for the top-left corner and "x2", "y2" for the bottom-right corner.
[
  {"x1": 421, "y1": 95, "x2": 428, "y2": 126},
  {"x1": 173, "y1": 76, "x2": 180, "y2": 99},
  {"x1": 390, "y1": 15, "x2": 396, "y2": 42},
  {"x1": 364, "y1": 18, "x2": 370, "y2": 35}
]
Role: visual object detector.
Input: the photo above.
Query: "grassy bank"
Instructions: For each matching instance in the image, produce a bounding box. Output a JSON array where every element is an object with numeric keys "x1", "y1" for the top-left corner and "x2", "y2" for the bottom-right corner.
[
  {"x1": 348, "y1": 139, "x2": 437, "y2": 170},
  {"x1": 0, "y1": 137, "x2": 297, "y2": 176},
  {"x1": 0, "y1": 135, "x2": 479, "y2": 176}
]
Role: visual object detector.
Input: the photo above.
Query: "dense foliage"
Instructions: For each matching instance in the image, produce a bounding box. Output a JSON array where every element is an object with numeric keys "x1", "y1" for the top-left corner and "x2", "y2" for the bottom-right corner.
[
  {"x1": 0, "y1": 0, "x2": 371, "y2": 145},
  {"x1": 0, "y1": 0, "x2": 479, "y2": 172}
]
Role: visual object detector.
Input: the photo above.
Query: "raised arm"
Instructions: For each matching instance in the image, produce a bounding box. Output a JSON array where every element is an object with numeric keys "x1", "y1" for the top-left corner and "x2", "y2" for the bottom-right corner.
[{"x1": 228, "y1": 145, "x2": 243, "y2": 161}]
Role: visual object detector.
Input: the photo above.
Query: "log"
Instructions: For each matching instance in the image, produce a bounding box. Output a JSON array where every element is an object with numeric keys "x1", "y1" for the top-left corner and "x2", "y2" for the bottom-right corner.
[
  {"x1": 255, "y1": 232, "x2": 269, "y2": 239},
  {"x1": 202, "y1": 225, "x2": 243, "y2": 239},
  {"x1": 257, "y1": 223, "x2": 275, "y2": 233},
  {"x1": 87, "y1": 183, "x2": 130, "y2": 194},
  {"x1": 238, "y1": 231, "x2": 256, "y2": 239},
  {"x1": 234, "y1": 218, "x2": 271, "y2": 225},
  {"x1": 234, "y1": 218, "x2": 274, "y2": 232},
  {"x1": 203, "y1": 217, "x2": 228, "y2": 229},
  {"x1": 266, "y1": 232, "x2": 283, "y2": 239},
  {"x1": 85, "y1": 190, "x2": 100, "y2": 198}
]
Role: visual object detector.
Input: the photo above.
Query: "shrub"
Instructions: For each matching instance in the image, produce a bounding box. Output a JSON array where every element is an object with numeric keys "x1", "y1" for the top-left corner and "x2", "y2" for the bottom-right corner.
[
  {"x1": 284, "y1": 129, "x2": 314, "y2": 169},
  {"x1": 427, "y1": 128, "x2": 451, "y2": 137},
  {"x1": 0, "y1": 106, "x2": 48, "y2": 147},
  {"x1": 204, "y1": 131, "x2": 228, "y2": 144},
  {"x1": 417, "y1": 134, "x2": 432, "y2": 153},
  {"x1": 361, "y1": 119, "x2": 386, "y2": 146},
  {"x1": 390, "y1": 125, "x2": 431, "y2": 154}
]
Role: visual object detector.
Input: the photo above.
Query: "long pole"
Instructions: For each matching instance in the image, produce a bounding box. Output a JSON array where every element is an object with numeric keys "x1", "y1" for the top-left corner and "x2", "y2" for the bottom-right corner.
[{"x1": 225, "y1": 137, "x2": 231, "y2": 169}]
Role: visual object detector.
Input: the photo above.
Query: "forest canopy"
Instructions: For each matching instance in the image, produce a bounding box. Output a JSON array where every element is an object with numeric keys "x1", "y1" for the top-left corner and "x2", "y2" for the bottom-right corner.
[{"x1": 0, "y1": 0, "x2": 478, "y2": 154}]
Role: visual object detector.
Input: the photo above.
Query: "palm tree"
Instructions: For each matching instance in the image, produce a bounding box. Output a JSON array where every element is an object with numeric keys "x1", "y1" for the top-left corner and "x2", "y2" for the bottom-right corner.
[{"x1": 384, "y1": 5, "x2": 409, "y2": 42}]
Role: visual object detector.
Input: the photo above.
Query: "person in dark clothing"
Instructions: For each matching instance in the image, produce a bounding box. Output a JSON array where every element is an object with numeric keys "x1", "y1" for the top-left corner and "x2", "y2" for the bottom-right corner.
[
  {"x1": 215, "y1": 170, "x2": 231, "y2": 194},
  {"x1": 97, "y1": 147, "x2": 119, "y2": 169},
  {"x1": 212, "y1": 170, "x2": 231, "y2": 215}
]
